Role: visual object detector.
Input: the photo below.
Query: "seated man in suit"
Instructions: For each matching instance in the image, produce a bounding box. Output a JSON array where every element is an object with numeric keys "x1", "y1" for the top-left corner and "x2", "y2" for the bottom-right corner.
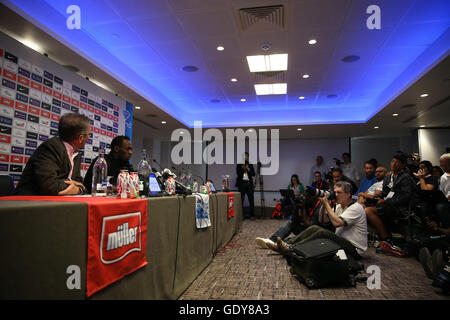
[
  {"x1": 15, "y1": 113, "x2": 90, "y2": 195},
  {"x1": 83, "y1": 135, "x2": 134, "y2": 193}
]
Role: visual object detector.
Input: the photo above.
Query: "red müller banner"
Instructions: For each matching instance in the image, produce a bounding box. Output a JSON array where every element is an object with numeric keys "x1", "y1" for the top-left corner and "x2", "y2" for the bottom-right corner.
[
  {"x1": 87, "y1": 198, "x2": 148, "y2": 297},
  {"x1": 227, "y1": 192, "x2": 235, "y2": 219}
]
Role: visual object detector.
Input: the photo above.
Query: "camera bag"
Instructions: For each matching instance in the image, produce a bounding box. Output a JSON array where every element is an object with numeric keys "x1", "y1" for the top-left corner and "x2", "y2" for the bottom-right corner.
[{"x1": 287, "y1": 238, "x2": 357, "y2": 289}]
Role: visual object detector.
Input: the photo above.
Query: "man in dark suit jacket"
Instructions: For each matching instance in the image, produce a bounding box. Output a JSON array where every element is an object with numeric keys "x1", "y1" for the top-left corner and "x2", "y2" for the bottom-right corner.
[
  {"x1": 14, "y1": 113, "x2": 91, "y2": 196},
  {"x1": 83, "y1": 135, "x2": 134, "y2": 193},
  {"x1": 365, "y1": 154, "x2": 416, "y2": 256},
  {"x1": 236, "y1": 152, "x2": 256, "y2": 219}
]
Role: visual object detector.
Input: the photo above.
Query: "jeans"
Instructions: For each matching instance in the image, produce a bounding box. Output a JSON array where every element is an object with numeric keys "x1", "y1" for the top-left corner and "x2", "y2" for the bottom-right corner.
[
  {"x1": 269, "y1": 220, "x2": 306, "y2": 242},
  {"x1": 285, "y1": 225, "x2": 362, "y2": 260}
]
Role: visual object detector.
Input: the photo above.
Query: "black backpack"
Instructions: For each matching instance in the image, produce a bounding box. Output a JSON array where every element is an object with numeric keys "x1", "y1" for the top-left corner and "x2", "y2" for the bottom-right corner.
[{"x1": 286, "y1": 238, "x2": 363, "y2": 289}]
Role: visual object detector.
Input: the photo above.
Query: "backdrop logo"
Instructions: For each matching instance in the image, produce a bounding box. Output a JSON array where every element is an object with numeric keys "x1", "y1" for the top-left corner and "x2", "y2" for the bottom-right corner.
[
  {"x1": 366, "y1": 5, "x2": 381, "y2": 29},
  {"x1": 100, "y1": 212, "x2": 142, "y2": 264},
  {"x1": 66, "y1": 5, "x2": 81, "y2": 30},
  {"x1": 171, "y1": 120, "x2": 279, "y2": 175}
]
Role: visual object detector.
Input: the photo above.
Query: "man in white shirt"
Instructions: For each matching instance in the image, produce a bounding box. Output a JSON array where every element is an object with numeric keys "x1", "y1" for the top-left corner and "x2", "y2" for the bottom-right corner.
[
  {"x1": 358, "y1": 166, "x2": 387, "y2": 206},
  {"x1": 439, "y1": 153, "x2": 450, "y2": 201},
  {"x1": 310, "y1": 155, "x2": 329, "y2": 184},
  {"x1": 267, "y1": 181, "x2": 367, "y2": 259},
  {"x1": 339, "y1": 152, "x2": 360, "y2": 186}
]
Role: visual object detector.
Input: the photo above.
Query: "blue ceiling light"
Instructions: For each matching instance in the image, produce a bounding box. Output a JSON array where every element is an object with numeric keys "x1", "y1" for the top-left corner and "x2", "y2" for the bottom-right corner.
[{"x1": 4, "y1": 0, "x2": 449, "y2": 128}]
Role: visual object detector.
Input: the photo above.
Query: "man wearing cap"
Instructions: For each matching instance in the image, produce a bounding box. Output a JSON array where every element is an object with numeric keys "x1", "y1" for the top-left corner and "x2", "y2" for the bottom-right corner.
[{"x1": 364, "y1": 154, "x2": 416, "y2": 256}]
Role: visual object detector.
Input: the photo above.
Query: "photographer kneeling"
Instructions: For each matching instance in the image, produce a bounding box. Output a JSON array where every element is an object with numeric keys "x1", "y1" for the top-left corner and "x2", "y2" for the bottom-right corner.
[{"x1": 266, "y1": 181, "x2": 368, "y2": 261}]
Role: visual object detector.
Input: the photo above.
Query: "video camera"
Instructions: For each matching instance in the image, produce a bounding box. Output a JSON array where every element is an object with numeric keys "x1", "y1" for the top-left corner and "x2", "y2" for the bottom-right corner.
[{"x1": 305, "y1": 186, "x2": 336, "y2": 200}]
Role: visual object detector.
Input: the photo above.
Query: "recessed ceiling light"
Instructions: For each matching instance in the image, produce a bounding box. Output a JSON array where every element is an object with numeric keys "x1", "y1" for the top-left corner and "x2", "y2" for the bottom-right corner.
[
  {"x1": 246, "y1": 54, "x2": 288, "y2": 72},
  {"x1": 420, "y1": 125, "x2": 426, "y2": 128},
  {"x1": 248, "y1": 129, "x2": 253, "y2": 132},
  {"x1": 392, "y1": 113, "x2": 399, "y2": 117},
  {"x1": 240, "y1": 98, "x2": 246, "y2": 102},
  {"x1": 374, "y1": 126, "x2": 379, "y2": 129},
  {"x1": 230, "y1": 78, "x2": 238, "y2": 82},
  {"x1": 180, "y1": 131, "x2": 184, "y2": 134},
  {"x1": 297, "y1": 128, "x2": 302, "y2": 131},
  {"x1": 420, "y1": 93, "x2": 429, "y2": 98},
  {"x1": 254, "y1": 83, "x2": 287, "y2": 95},
  {"x1": 217, "y1": 45, "x2": 224, "y2": 51},
  {"x1": 161, "y1": 121, "x2": 166, "y2": 124},
  {"x1": 302, "y1": 74, "x2": 310, "y2": 79},
  {"x1": 299, "y1": 96, "x2": 305, "y2": 100},
  {"x1": 182, "y1": 65, "x2": 199, "y2": 72},
  {"x1": 308, "y1": 39, "x2": 317, "y2": 45},
  {"x1": 342, "y1": 55, "x2": 360, "y2": 63},
  {"x1": 135, "y1": 106, "x2": 141, "y2": 110}
]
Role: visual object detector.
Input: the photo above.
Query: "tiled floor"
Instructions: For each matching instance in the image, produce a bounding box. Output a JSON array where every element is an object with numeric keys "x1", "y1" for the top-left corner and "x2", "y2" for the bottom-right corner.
[{"x1": 179, "y1": 219, "x2": 450, "y2": 300}]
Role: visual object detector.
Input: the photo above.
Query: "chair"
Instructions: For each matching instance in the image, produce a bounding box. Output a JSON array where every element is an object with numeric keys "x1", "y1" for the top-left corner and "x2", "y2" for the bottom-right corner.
[{"x1": 0, "y1": 175, "x2": 15, "y2": 196}]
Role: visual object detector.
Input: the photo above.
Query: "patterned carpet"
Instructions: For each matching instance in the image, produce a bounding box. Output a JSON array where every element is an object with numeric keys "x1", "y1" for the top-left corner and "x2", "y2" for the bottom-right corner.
[{"x1": 179, "y1": 218, "x2": 450, "y2": 300}]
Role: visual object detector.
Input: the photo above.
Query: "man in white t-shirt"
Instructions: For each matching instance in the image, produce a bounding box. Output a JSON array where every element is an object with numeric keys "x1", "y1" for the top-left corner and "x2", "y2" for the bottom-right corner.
[
  {"x1": 267, "y1": 181, "x2": 368, "y2": 259},
  {"x1": 439, "y1": 153, "x2": 450, "y2": 201},
  {"x1": 358, "y1": 166, "x2": 387, "y2": 207},
  {"x1": 339, "y1": 152, "x2": 361, "y2": 186}
]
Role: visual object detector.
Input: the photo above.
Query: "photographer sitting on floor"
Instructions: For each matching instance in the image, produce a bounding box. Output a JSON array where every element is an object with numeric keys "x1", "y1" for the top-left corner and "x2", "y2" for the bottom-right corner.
[
  {"x1": 265, "y1": 181, "x2": 368, "y2": 261},
  {"x1": 255, "y1": 191, "x2": 332, "y2": 249},
  {"x1": 365, "y1": 154, "x2": 416, "y2": 257}
]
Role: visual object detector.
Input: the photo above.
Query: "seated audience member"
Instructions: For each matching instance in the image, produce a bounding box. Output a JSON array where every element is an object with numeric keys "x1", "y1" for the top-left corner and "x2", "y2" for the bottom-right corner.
[
  {"x1": 255, "y1": 192, "x2": 332, "y2": 249},
  {"x1": 310, "y1": 155, "x2": 328, "y2": 185},
  {"x1": 312, "y1": 171, "x2": 329, "y2": 191},
  {"x1": 287, "y1": 174, "x2": 305, "y2": 197},
  {"x1": 364, "y1": 154, "x2": 416, "y2": 256},
  {"x1": 84, "y1": 135, "x2": 134, "y2": 193},
  {"x1": 339, "y1": 152, "x2": 361, "y2": 186},
  {"x1": 266, "y1": 181, "x2": 367, "y2": 260},
  {"x1": 354, "y1": 160, "x2": 378, "y2": 196},
  {"x1": 358, "y1": 166, "x2": 387, "y2": 206},
  {"x1": 432, "y1": 166, "x2": 444, "y2": 186},
  {"x1": 329, "y1": 167, "x2": 358, "y2": 195},
  {"x1": 414, "y1": 160, "x2": 439, "y2": 191},
  {"x1": 418, "y1": 158, "x2": 450, "y2": 279},
  {"x1": 14, "y1": 113, "x2": 90, "y2": 196}
]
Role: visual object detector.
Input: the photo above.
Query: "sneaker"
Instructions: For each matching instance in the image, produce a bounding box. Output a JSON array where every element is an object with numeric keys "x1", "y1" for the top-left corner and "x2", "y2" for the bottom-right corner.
[
  {"x1": 419, "y1": 247, "x2": 434, "y2": 279},
  {"x1": 432, "y1": 249, "x2": 444, "y2": 279},
  {"x1": 276, "y1": 237, "x2": 291, "y2": 256},
  {"x1": 255, "y1": 237, "x2": 275, "y2": 249},
  {"x1": 265, "y1": 240, "x2": 281, "y2": 253},
  {"x1": 379, "y1": 240, "x2": 405, "y2": 257}
]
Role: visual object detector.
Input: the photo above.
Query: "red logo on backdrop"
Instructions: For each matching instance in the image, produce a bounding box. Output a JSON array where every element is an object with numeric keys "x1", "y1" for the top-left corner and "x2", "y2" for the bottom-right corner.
[
  {"x1": 11, "y1": 155, "x2": 23, "y2": 164},
  {"x1": 42, "y1": 86, "x2": 52, "y2": 95},
  {"x1": 31, "y1": 81, "x2": 41, "y2": 90},
  {"x1": 29, "y1": 106, "x2": 40, "y2": 115},
  {"x1": 51, "y1": 114, "x2": 60, "y2": 121},
  {"x1": 0, "y1": 97, "x2": 14, "y2": 108},
  {"x1": 0, "y1": 134, "x2": 11, "y2": 144},
  {"x1": 53, "y1": 91, "x2": 62, "y2": 99},
  {"x1": 18, "y1": 76, "x2": 30, "y2": 86},
  {"x1": 15, "y1": 101, "x2": 27, "y2": 112},
  {"x1": 0, "y1": 154, "x2": 9, "y2": 162},
  {"x1": 72, "y1": 99, "x2": 79, "y2": 107},
  {"x1": 41, "y1": 110, "x2": 50, "y2": 118},
  {"x1": 3, "y1": 69, "x2": 16, "y2": 81},
  {"x1": 63, "y1": 95, "x2": 70, "y2": 103},
  {"x1": 88, "y1": 106, "x2": 94, "y2": 113},
  {"x1": 100, "y1": 212, "x2": 142, "y2": 264}
]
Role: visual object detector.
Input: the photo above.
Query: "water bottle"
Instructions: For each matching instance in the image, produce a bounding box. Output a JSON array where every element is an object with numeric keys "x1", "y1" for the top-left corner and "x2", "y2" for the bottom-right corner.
[
  {"x1": 92, "y1": 149, "x2": 108, "y2": 196},
  {"x1": 138, "y1": 149, "x2": 151, "y2": 196}
]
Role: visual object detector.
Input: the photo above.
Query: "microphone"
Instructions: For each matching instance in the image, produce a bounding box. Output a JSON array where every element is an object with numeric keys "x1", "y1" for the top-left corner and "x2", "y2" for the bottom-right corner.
[{"x1": 153, "y1": 159, "x2": 163, "y2": 171}]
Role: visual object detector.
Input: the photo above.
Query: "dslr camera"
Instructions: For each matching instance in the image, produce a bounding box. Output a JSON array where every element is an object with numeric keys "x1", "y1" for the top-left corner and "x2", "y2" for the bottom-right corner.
[{"x1": 305, "y1": 186, "x2": 336, "y2": 200}]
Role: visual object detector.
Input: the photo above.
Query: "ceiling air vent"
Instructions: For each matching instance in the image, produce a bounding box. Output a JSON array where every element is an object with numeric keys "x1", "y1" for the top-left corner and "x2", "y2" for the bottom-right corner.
[
  {"x1": 254, "y1": 71, "x2": 285, "y2": 83},
  {"x1": 237, "y1": 5, "x2": 285, "y2": 32}
]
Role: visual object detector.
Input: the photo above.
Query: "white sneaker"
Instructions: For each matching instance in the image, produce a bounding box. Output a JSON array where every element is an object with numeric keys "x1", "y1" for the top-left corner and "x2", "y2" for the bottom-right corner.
[{"x1": 255, "y1": 237, "x2": 275, "y2": 249}]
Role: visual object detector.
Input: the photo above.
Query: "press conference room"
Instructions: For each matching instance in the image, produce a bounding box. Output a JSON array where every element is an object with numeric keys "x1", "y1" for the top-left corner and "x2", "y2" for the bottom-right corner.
[{"x1": 0, "y1": 0, "x2": 449, "y2": 309}]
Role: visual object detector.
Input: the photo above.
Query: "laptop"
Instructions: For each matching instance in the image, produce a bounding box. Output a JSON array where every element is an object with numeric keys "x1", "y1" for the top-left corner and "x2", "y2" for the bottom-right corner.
[{"x1": 147, "y1": 173, "x2": 167, "y2": 197}]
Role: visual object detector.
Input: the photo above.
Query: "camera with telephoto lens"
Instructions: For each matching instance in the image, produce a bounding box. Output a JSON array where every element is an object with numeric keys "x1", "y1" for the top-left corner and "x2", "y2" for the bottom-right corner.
[{"x1": 305, "y1": 186, "x2": 336, "y2": 200}]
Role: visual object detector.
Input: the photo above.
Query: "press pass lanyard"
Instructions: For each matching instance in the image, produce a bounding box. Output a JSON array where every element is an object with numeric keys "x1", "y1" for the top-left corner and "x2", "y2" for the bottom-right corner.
[{"x1": 308, "y1": 200, "x2": 321, "y2": 216}]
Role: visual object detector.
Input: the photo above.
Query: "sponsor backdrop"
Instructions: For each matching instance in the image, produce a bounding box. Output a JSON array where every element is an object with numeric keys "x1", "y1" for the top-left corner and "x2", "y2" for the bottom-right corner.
[{"x1": 0, "y1": 32, "x2": 131, "y2": 185}]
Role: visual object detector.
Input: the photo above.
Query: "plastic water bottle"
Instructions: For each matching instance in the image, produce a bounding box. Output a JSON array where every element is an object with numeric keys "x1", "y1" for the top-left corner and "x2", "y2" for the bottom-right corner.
[
  {"x1": 138, "y1": 149, "x2": 151, "y2": 196},
  {"x1": 92, "y1": 149, "x2": 108, "y2": 196}
]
